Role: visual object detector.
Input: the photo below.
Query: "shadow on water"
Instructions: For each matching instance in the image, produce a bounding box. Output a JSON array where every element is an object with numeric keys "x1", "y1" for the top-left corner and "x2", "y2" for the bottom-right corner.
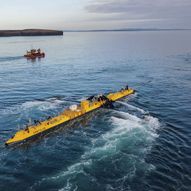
[{"x1": 26, "y1": 57, "x2": 45, "y2": 63}]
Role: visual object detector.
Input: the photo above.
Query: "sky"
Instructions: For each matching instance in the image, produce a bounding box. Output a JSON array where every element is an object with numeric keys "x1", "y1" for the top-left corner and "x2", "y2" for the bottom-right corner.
[{"x1": 0, "y1": 0, "x2": 191, "y2": 30}]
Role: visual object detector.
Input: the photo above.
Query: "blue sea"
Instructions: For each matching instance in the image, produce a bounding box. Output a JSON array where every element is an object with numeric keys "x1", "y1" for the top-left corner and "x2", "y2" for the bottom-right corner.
[{"x1": 0, "y1": 31, "x2": 191, "y2": 191}]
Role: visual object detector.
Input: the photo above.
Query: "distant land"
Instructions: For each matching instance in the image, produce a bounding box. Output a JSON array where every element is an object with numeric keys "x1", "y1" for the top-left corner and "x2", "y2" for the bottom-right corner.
[
  {"x1": 0, "y1": 28, "x2": 190, "y2": 37},
  {"x1": 0, "y1": 29, "x2": 63, "y2": 37},
  {"x1": 64, "y1": 28, "x2": 191, "y2": 32}
]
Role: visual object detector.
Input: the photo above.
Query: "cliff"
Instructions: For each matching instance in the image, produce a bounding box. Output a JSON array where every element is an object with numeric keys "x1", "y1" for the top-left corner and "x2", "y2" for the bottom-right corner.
[{"x1": 0, "y1": 29, "x2": 63, "y2": 37}]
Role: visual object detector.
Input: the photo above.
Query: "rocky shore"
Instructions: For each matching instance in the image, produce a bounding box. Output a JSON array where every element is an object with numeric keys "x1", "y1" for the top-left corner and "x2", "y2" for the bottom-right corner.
[{"x1": 0, "y1": 29, "x2": 63, "y2": 37}]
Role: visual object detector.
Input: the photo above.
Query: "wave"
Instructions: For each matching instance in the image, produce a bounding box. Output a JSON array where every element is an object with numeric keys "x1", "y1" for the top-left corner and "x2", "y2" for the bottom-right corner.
[
  {"x1": 21, "y1": 98, "x2": 65, "y2": 111},
  {"x1": 117, "y1": 101, "x2": 146, "y2": 114},
  {"x1": 1, "y1": 97, "x2": 66, "y2": 116},
  {"x1": 30, "y1": 109, "x2": 160, "y2": 191}
]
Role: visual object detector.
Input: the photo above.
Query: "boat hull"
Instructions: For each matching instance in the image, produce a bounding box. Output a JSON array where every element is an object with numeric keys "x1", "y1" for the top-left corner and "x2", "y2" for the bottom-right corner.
[
  {"x1": 24, "y1": 53, "x2": 45, "y2": 59},
  {"x1": 5, "y1": 88, "x2": 135, "y2": 145}
]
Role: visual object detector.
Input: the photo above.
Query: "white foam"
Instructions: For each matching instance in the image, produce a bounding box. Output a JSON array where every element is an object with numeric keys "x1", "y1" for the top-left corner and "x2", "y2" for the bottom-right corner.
[
  {"x1": 31, "y1": 110, "x2": 160, "y2": 190},
  {"x1": 144, "y1": 115, "x2": 160, "y2": 130},
  {"x1": 113, "y1": 104, "x2": 159, "y2": 141}
]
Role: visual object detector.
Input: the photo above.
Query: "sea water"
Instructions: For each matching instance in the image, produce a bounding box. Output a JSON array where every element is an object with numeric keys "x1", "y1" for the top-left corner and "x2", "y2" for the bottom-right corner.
[{"x1": 0, "y1": 31, "x2": 191, "y2": 191}]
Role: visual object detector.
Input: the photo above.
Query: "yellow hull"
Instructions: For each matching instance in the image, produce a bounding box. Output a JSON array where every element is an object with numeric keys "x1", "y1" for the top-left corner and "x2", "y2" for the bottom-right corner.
[{"x1": 5, "y1": 88, "x2": 135, "y2": 145}]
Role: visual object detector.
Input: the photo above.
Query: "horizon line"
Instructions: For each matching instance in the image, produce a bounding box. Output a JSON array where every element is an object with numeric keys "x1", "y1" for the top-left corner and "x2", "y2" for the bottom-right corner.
[{"x1": 63, "y1": 28, "x2": 191, "y2": 32}]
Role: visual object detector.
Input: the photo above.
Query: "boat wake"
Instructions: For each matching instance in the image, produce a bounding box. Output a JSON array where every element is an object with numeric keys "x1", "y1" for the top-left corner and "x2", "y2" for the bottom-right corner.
[
  {"x1": 117, "y1": 101, "x2": 146, "y2": 114},
  {"x1": 0, "y1": 56, "x2": 23, "y2": 62},
  {"x1": 30, "y1": 103, "x2": 160, "y2": 191}
]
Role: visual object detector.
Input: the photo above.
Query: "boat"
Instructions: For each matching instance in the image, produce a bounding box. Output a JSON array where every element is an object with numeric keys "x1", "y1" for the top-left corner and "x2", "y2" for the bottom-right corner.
[
  {"x1": 5, "y1": 86, "x2": 135, "y2": 145},
  {"x1": 24, "y1": 48, "x2": 45, "y2": 59}
]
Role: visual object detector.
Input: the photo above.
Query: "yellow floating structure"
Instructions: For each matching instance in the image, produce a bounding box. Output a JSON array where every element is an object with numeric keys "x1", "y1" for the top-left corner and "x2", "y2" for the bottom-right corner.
[{"x1": 5, "y1": 87, "x2": 135, "y2": 145}]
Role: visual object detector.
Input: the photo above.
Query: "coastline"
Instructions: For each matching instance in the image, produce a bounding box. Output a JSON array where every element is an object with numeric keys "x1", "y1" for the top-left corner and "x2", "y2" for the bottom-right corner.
[{"x1": 0, "y1": 29, "x2": 63, "y2": 37}]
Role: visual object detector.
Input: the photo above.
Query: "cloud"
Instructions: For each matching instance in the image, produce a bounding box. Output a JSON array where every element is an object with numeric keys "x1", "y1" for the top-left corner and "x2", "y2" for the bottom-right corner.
[
  {"x1": 85, "y1": 0, "x2": 191, "y2": 28},
  {"x1": 86, "y1": 0, "x2": 150, "y2": 14}
]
